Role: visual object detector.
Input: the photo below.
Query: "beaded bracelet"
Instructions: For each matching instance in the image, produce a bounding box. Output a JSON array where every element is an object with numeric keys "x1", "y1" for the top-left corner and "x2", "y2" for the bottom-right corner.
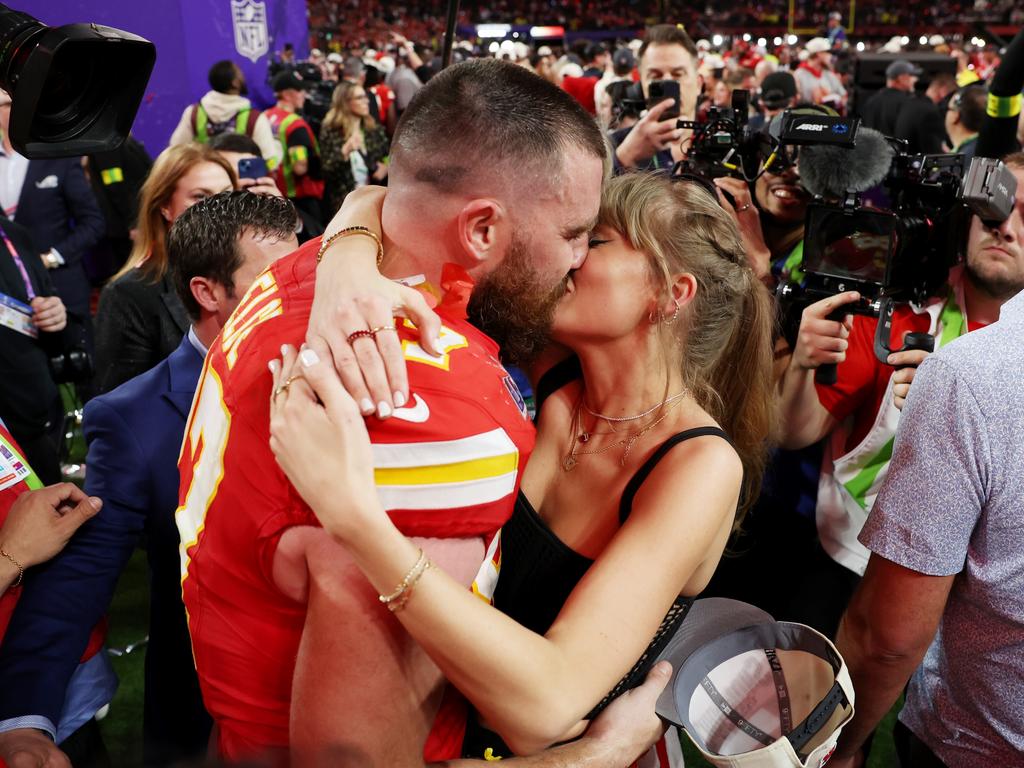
[
  {"x1": 379, "y1": 549, "x2": 432, "y2": 613},
  {"x1": 316, "y1": 225, "x2": 384, "y2": 267},
  {"x1": 0, "y1": 547, "x2": 24, "y2": 588}
]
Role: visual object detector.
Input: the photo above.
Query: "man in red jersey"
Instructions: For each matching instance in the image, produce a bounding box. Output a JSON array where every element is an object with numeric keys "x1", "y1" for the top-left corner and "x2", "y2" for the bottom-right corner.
[{"x1": 177, "y1": 58, "x2": 607, "y2": 765}]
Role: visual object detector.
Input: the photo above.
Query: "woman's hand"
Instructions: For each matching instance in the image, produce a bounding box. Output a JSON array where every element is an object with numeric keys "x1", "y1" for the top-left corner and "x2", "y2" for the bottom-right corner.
[
  {"x1": 0, "y1": 484, "x2": 101, "y2": 571},
  {"x1": 268, "y1": 344, "x2": 384, "y2": 541},
  {"x1": 238, "y1": 175, "x2": 283, "y2": 198},
  {"x1": 305, "y1": 186, "x2": 441, "y2": 420},
  {"x1": 713, "y1": 176, "x2": 772, "y2": 281},
  {"x1": 341, "y1": 131, "x2": 365, "y2": 160}
]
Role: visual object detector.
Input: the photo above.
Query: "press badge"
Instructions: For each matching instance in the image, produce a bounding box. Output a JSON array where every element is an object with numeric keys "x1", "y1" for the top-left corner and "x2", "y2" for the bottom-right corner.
[
  {"x1": 0, "y1": 439, "x2": 32, "y2": 491},
  {"x1": 0, "y1": 293, "x2": 37, "y2": 338}
]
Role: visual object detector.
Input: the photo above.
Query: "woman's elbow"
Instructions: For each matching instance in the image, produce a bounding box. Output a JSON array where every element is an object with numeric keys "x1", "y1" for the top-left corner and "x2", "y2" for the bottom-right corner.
[{"x1": 496, "y1": 703, "x2": 583, "y2": 756}]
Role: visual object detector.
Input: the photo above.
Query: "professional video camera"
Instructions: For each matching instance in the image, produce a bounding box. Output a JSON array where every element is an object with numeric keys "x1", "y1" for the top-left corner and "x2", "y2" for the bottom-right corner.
[
  {"x1": 777, "y1": 133, "x2": 1017, "y2": 378},
  {"x1": 0, "y1": 3, "x2": 155, "y2": 158},
  {"x1": 675, "y1": 90, "x2": 762, "y2": 180}
]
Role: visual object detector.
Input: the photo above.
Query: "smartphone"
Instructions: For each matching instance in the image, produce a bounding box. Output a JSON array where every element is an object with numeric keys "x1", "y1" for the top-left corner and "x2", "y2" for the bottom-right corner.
[
  {"x1": 237, "y1": 156, "x2": 269, "y2": 180},
  {"x1": 646, "y1": 80, "x2": 680, "y2": 119}
]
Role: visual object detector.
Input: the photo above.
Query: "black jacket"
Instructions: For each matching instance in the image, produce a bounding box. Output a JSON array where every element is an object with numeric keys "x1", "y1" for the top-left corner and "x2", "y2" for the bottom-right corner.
[
  {"x1": 93, "y1": 270, "x2": 190, "y2": 396},
  {"x1": 859, "y1": 87, "x2": 911, "y2": 138},
  {"x1": 0, "y1": 217, "x2": 64, "y2": 441}
]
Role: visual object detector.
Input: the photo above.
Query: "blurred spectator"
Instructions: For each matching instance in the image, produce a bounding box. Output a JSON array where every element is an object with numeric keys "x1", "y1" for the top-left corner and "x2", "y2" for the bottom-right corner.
[
  {"x1": 748, "y1": 70, "x2": 797, "y2": 132},
  {"x1": 893, "y1": 72, "x2": 957, "y2": 154},
  {"x1": 208, "y1": 133, "x2": 283, "y2": 199},
  {"x1": 169, "y1": 60, "x2": 282, "y2": 168},
  {"x1": 0, "y1": 217, "x2": 70, "y2": 485},
  {"x1": 582, "y1": 41, "x2": 610, "y2": 78},
  {"x1": 0, "y1": 90, "x2": 104, "y2": 360},
  {"x1": 595, "y1": 48, "x2": 637, "y2": 128},
  {"x1": 826, "y1": 11, "x2": 847, "y2": 48},
  {"x1": 266, "y1": 72, "x2": 326, "y2": 235},
  {"x1": 341, "y1": 56, "x2": 383, "y2": 124},
  {"x1": 93, "y1": 145, "x2": 236, "y2": 395},
  {"x1": 860, "y1": 60, "x2": 921, "y2": 137},
  {"x1": 386, "y1": 36, "x2": 425, "y2": 115},
  {"x1": 83, "y1": 137, "x2": 153, "y2": 284},
  {"x1": 0, "y1": 191, "x2": 298, "y2": 768},
  {"x1": 794, "y1": 38, "x2": 846, "y2": 109},
  {"x1": 945, "y1": 84, "x2": 986, "y2": 160},
  {"x1": 319, "y1": 81, "x2": 390, "y2": 216}
]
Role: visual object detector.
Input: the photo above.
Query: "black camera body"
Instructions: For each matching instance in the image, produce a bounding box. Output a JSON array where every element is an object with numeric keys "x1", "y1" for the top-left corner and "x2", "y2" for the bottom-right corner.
[{"x1": 675, "y1": 90, "x2": 761, "y2": 181}]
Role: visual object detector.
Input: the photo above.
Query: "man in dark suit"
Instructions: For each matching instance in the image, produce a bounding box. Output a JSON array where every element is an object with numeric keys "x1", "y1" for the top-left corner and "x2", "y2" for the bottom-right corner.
[
  {"x1": 0, "y1": 90, "x2": 104, "y2": 346},
  {"x1": 0, "y1": 192, "x2": 299, "y2": 767},
  {"x1": 0, "y1": 216, "x2": 70, "y2": 485}
]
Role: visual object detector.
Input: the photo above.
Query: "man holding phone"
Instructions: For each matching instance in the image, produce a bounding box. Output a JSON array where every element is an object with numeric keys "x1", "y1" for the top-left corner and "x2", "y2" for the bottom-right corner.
[
  {"x1": 265, "y1": 72, "x2": 325, "y2": 235},
  {"x1": 611, "y1": 24, "x2": 703, "y2": 172}
]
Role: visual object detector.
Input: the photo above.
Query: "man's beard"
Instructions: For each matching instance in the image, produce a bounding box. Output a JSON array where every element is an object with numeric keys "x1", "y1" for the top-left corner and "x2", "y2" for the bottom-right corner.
[
  {"x1": 967, "y1": 239, "x2": 1024, "y2": 301},
  {"x1": 466, "y1": 232, "x2": 569, "y2": 368}
]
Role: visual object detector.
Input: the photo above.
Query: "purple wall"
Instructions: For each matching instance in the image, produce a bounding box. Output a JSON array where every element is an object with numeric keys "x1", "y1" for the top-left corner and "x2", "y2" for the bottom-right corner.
[{"x1": 34, "y1": 0, "x2": 309, "y2": 156}]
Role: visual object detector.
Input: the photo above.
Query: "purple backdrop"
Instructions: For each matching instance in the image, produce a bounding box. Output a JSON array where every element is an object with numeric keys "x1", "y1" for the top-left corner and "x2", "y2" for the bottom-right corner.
[{"x1": 34, "y1": 0, "x2": 309, "y2": 156}]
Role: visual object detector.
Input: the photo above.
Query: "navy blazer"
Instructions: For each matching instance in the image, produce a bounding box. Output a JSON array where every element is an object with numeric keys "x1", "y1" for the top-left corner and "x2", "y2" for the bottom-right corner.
[
  {"x1": 0, "y1": 335, "x2": 212, "y2": 765},
  {"x1": 13, "y1": 158, "x2": 104, "y2": 315}
]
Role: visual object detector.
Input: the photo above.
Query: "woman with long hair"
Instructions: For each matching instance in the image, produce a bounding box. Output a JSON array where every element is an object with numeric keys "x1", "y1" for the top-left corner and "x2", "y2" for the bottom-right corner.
[
  {"x1": 93, "y1": 143, "x2": 236, "y2": 394},
  {"x1": 268, "y1": 173, "x2": 777, "y2": 761},
  {"x1": 319, "y1": 80, "x2": 390, "y2": 216}
]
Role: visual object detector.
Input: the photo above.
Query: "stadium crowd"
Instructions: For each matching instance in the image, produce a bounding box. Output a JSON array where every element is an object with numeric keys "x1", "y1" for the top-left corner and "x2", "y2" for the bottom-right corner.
[{"x1": 0, "y1": 7, "x2": 1023, "y2": 768}]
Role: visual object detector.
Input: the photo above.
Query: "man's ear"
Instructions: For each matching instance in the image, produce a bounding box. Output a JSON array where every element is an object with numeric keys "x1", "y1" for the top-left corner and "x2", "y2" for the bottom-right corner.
[
  {"x1": 457, "y1": 198, "x2": 511, "y2": 268},
  {"x1": 190, "y1": 275, "x2": 224, "y2": 316}
]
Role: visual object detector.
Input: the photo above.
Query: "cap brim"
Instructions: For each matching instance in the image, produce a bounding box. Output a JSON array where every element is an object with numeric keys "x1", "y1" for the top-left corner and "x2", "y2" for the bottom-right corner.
[{"x1": 655, "y1": 598, "x2": 774, "y2": 725}]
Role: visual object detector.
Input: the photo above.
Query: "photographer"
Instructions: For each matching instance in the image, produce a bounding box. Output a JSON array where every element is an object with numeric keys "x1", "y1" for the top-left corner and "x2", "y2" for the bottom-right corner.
[
  {"x1": 611, "y1": 24, "x2": 702, "y2": 172},
  {"x1": 776, "y1": 152, "x2": 1024, "y2": 630}
]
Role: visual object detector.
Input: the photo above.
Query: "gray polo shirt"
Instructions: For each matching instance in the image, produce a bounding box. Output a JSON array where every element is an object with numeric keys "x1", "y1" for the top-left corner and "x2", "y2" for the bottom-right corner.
[{"x1": 860, "y1": 288, "x2": 1024, "y2": 765}]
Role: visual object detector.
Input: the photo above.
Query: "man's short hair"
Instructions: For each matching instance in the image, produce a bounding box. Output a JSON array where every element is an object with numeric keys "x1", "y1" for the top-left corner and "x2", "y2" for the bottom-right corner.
[
  {"x1": 209, "y1": 132, "x2": 263, "y2": 156},
  {"x1": 1004, "y1": 151, "x2": 1024, "y2": 171},
  {"x1": 639, "y1": 24, "x2": 698, "y2": 62},
  {"x1": 343, "y1": 56, "x2": 365, "y2": 79},
  {"x1": 955, "y1": 85, "x2": 987, "y2": 133},
  {"x1": 209, "y1": 60, "x2": 239, "y2": 93},
  {"x1": 168, "y1": 191, "x2": 298, "y2": 320},
  {"x1": 390, "y1": 59, "x2": 606, "y2": 194},
  {"x1": 929, "y1": 72, "x2": 957, "y2": 92}
]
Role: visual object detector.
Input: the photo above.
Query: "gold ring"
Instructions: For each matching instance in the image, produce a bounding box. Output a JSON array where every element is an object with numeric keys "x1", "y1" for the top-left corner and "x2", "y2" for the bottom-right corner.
[
  {"x1": 736, "y1": 203, "x2": 751, "y2": 212},
  {"x1": 370, "y1": 324, "x2": 397, "y2": 335},
  {"x1": 273, "y1": 375, "x2": 299, "y2": 399}
]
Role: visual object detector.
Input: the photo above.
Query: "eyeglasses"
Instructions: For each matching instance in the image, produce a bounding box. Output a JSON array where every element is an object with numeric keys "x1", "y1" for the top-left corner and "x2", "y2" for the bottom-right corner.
[{"x1": 349, "y1": 94, "x2": 370, "y2": 102}]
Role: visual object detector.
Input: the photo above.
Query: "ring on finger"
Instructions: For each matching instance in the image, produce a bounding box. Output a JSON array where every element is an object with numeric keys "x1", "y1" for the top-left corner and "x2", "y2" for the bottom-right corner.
[
  {"x1": 369, "y1": 324, "x2": 397, "y2": 336},
  {"x1": 346, "y1": 329, "x2": 375, "y2": 344},
  {"x1": 273, "y1": 375, "x2": 299, "y2": 399},
  {"x1": 736, "y1": 203, "x2": 751, "y2": 212}
]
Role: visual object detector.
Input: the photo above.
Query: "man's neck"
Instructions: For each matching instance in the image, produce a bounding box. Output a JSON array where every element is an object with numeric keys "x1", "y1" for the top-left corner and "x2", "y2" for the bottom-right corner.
[
  {"x1": 963, "y1": 270, "x2": 1007, "y2": 326},
  {"x1": 953, "y1": 131, "x2": 978, "y2": 151},
  {"x1": 193, "y1": 316, "x2": 221, "y2": 351},
  {"x1": 276, "y1": 100, "x2": 294, "y2": 113}
]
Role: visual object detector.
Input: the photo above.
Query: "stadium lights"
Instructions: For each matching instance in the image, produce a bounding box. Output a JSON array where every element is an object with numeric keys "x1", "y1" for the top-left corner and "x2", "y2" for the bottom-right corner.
[
  {"x1": 488, "y1": 41, "x2": 499, "y2": 53},
  {"x1": 477, "y1": 23, "x2": 511, "y2": 38},
  {"x1": 773, "y1": 36, "x2": 783, "y2": 46},
  {"x1": 787, "y1": 34, "x2": 798, "y2": 45},
  {"x1": 529, "y1": 26, "x2": 565, "y2": 38},
  {"x1": 712, "y1": 34, "x2": 723, "y2": 46},
  {"x1": 856, "y1": 41, "x2": 865, "y2": 51},
  {"x1": 919, "y1": 35, "x2": 928, "y2": 45},
  {"x1": 901, "y1": 36, "x2": 910, "y2": 45},
  {"x1": 743, "y1": 33, "x2": 751, "y2": 42},
  {"x1": 757, "y1": 37, "x2": 767, "y2": 47}
]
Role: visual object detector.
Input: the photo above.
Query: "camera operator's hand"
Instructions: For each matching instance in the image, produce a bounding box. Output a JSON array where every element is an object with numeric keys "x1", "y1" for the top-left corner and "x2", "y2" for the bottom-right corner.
[
  {"x1": 713, "y1": 177, "x2": 771, "y2": 281},
  {"x1": 30, "y1": 295, "x2": 66, "y2": 333},
  {"x1": 888, "y1": 348, "x2": 931, "y2": 410},
  {"x1": 239, "y1": 176, "x2": 283, "y2": 198},
  {"x1": 0, "y1": 484, "x2": 101, "y2": 577},
  {"x1": 614, "y1": 99, "x2": 684, "y2": 170},
  {"x1": 792, "y1": 292, "x2": 860, "y2": 370}
]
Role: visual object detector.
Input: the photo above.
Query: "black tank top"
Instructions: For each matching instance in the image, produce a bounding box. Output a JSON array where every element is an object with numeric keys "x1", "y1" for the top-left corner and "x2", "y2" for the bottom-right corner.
[{"x1": 460, "y1": 372, "x2": 733, "y2": 759}]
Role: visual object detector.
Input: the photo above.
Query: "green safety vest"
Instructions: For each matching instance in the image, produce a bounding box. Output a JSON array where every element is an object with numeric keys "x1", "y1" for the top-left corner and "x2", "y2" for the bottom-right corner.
[{"x1": 194, "y1": 105, "x2": 254, "y2": 144}]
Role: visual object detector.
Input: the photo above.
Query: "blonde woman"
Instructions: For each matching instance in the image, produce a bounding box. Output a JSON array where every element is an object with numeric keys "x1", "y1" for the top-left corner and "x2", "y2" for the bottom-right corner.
[
  {"x1": 269, "y1": 173, "x2": 777, "y2": 762},
  {"x1": 93, "y1": 144, "x2": 236, "y2": 394},
  {"x1": 319, "y1": 81, "x2": 390, "y2": 215}
]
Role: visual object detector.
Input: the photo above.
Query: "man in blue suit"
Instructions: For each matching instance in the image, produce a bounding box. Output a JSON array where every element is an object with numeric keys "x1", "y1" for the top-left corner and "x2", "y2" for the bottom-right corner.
[
  {"x1": 0, "y1": 91, "x2": 104, "y2": 334},
  {"x1": 0, "y1": 192, "x2": 299, "y2": 767}
]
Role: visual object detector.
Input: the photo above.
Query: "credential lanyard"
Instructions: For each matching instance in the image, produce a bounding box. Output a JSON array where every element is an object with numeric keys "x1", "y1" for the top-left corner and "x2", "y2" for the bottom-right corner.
[{"x1": 0, "y1": 223, "x2": 35, "y2": 301}]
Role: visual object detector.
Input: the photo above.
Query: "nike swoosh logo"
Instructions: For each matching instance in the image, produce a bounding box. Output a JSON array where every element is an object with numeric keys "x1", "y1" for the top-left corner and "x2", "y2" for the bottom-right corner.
[{"x1": 391, "y1": 394, "x2": 430, "y2": 423}]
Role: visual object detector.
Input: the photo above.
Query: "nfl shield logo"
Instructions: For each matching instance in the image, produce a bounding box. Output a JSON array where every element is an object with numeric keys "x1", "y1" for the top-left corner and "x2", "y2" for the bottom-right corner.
[{"x1": 231, "y1": 0, "x2": 269, "y2": 63}]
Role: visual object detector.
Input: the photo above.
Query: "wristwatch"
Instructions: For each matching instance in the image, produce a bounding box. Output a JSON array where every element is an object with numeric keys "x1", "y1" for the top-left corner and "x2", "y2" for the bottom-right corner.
[{"x1": 40, "y1": 250, "x2": 64, "y2": 269}]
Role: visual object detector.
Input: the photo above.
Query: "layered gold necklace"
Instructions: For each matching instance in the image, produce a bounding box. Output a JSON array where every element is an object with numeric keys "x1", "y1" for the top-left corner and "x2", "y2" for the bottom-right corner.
[{"x1": 563, "y1": 390, "x2": 687, "y2": 471}]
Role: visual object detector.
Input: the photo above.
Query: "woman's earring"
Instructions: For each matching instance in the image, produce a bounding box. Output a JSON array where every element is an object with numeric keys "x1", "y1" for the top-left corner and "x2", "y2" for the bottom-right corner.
[{"x1": 664, "y1": 298, "x2": 681, "y2": 324}]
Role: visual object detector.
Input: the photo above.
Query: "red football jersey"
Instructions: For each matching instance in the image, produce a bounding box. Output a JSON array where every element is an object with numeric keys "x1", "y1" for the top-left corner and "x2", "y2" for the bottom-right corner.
[{"x1": 176, "y1": 238, "x2": 535, "y2": 762}]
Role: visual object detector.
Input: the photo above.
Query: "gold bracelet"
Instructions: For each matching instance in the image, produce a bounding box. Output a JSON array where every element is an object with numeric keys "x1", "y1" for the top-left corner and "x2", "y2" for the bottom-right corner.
[
  {"x1": 0, "y1": 547, "x2": 23, "y2": 588},
  {"x1": 316, "y1": 225, "x2": 384, "y2": 267},
  {"x1": 379, "y1": 549, "x2": 432, "y2": 613}
]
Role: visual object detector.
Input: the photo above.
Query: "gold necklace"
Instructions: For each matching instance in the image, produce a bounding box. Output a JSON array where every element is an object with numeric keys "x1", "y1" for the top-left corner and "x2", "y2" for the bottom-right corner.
[{"x1": 563, "y1": 396, "x2": 683, "y2": 471}]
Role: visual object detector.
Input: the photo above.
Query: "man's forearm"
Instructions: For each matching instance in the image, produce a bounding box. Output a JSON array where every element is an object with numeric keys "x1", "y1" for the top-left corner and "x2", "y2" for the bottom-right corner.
[
  {"x1": 777, "y1": 362, "x2": 833, "y2": 448},
  {"x1": 440, "y1": 734, "x2": 638, "y2": 768}
]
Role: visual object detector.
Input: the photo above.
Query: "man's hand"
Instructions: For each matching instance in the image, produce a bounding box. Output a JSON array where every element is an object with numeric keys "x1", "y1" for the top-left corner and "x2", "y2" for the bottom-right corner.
[
  {"x1": 0, "y1": 727, "x2": 70, "y2": 767},
  {"x1": 827, "y1": 752, "x2": 865, "y2": 768},
  {"x1": 792, "y1": 292, "x2": 861, "y2": 371},
  {"x1": 586, "y1": 661, "x2": 672, "y2": 764},
  {"x1": 238, "y1": 176, "x2": 283, "y2": 197},
  {"x1": 29, "y1": 296, "x2": 66, "y2": 333},
  {"x1": 713, "y1": 177, "x2": 771, "y2": 280},
  {"x1": 888, "y1": 348, "x2": 931, "y2": 410},
  {"x1": 614, "y1": 100, "x2": 683, "y2": 170},
  {"x1": 0, "y1": 484, "x2": 101, "y2": 570}
]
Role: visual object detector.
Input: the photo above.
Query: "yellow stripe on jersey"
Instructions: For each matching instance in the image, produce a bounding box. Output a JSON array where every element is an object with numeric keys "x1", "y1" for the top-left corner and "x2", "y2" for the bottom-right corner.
[{"x1": 372, "y1": 428, "x2": 519, "y2": 511}]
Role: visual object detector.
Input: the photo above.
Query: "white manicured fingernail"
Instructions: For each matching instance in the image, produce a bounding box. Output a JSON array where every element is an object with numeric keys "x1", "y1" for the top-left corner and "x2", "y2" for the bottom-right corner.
[
  {"x1": 280, "y1": 344, "x2": 291, "y2": 356},
  {"x1": 393, "y1": 391, "x2": 407, "y2": 408},
  {"x1": 300, "y1": 349, "x2": 320, "y2": 367},
  {"x1": 268, "y1": 360, "x2": 278, "y2": 373},
  {"x1": 360, "y1": 398, "x2": 374, "y2": 414},
  {"x1": 377, "y1": 401, "x2": 392, "y2": 418}
]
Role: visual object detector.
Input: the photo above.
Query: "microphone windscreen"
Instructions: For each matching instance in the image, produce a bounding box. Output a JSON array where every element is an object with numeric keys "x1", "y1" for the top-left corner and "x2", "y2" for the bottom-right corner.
[{"x1": 800, "y1": 127, "x2": 895, "y2": 197}]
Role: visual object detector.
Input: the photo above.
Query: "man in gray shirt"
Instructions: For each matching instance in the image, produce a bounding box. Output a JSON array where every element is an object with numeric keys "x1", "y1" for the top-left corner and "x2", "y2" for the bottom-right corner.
[{"x1": 830, "y1": 285, "x2": 1024, "y2": 767}]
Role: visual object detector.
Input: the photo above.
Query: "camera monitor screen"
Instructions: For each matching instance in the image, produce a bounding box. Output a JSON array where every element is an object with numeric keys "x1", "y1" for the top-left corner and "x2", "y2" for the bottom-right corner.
[{"x1": 803, "y1": 205, "x2": 897, "y2": 286}]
